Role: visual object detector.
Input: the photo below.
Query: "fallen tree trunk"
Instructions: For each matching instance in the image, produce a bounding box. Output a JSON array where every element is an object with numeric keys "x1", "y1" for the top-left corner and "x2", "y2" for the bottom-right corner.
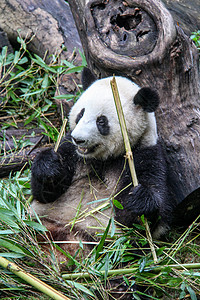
[
  {"x1": 0, "y1": 0, "x2": 82, "y2": 63},
  {"x1": 0, "y1": 146, "x2": 50, "y2": 178},
  {"x1": 68, "y1": 0, "x2": 200, "y2": 208},
  {"x1": 0, "y1": 128, "x2": 51, "y2": 177}
]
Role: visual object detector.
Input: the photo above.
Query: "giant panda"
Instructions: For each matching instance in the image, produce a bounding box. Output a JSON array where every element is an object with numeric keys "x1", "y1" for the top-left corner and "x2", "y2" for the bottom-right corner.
[{"x1": 31, "y1": 68, "x2": 174, "y2": 257}]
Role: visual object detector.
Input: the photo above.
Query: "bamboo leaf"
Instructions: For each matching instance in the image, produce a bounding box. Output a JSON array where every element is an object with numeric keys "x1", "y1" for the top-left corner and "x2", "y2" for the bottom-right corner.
[
  {"x1": 131, "y1": 293, "x2": 141, "y2": 300},
  {"x1": 78, "y1": 50, "x2": 87, "y2": 66},
  {"x1": 66, "y1": 280, "x2": 95, "y2": 297},
  {"x1": 139, "y1": 257, "x2": 147, "y2": 273},
  {"x1": 95, "y1": 219, "x2": 111, "y2": 261},
  {"x1": 13, "y1": 51, "x2": 20, "y2": 64},
  {"x1": 62, "y1": 60, "x2": 75, "y2": 68},
  {"x1": 65, "y1": 66, "x2": 83, "y2": 74},
  {"x1": 0, "y1": 239, "x2": 26, "y2": 255},
  {"x1": 24, "y1": 111, "x2": 40, "y2": 125},
  {"x1": 17, "y1": 36, "x2": 26, "y2": 50},
  {"x1": 41, "y1": 73, "x2": 50, "y2": 89},
  {"x1": 0, "y1": 252, "x2": 25, "y2": 258},
  {"x1": 123, "y1": 276, "x2": 129, "y2": 286},
  {"x1": 113, "y1": 198, "x2": 123, "y2": 210},
  {"x1": 186, "y1": 285, "x2": 197, "y2": 300},
  {"x1": 0, "y1": 230, "x2": 18, "y2": 235},
  {"x1": 24, "y1": 220, "x2": 47, "y2": 232},
  {"x1": 32, "y1": 54, "x2": 57, "y2": 73},
  {"x1": 54, "y1": 94, "x2": 74, "y2": 100},
  {"x1": 23, "y1": 89, "x2": 44, "y2": 97},
  {"x1": 54, "y1": 244, "x2": 81, "y2": 268},
  {"x1": 0, "y1": 212, "x2": 19, "y2": 229},
  {"x1": 17, "y1": 56, "x2": 28, "y2": 65}
]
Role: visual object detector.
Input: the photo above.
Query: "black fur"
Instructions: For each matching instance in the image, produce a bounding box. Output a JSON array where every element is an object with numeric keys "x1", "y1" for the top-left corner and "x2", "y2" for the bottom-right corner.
[
  {"x1": 75, "y1": 108, "x2": 85, "y2": 124},
  {"x1": 96, "y1": 115, "x2": 110, "y2": 135},
  {"x1": 115, "y1": 143, "x2": 174, "y2": 230},
  {"x1": 31, "y1": 134, "x2": 78, "y2": 203},
  {"x1": 134, "y1": 87, "x2": 159, "y2": 112},
  {"x1": 81, "y1": 67, "x2": 97, "y2": 90}
]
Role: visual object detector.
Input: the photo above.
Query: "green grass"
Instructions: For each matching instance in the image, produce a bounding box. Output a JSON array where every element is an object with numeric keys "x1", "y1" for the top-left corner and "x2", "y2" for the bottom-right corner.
[
  {"x1": 191, "y1": 30, "x2": 200, "y2": 50},
  {"x1": 0, "y1": 34, "x2": 200, "y2": 299},
  {"x1": 0, "y1": 34, "x2": 86, "y2": 142},
  {"x1": 0, "y1": 172, "x2": 200, "y2": 299}
]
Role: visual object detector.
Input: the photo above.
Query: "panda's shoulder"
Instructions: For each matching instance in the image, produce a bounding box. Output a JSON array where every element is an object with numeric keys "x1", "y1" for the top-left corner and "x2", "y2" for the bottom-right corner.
[
  {"x1": 135, "y1": 140, "x2": 164, "y2": 156},
  {"x1": 134, "y1": 140, "x2": 166, "y2": 169}
]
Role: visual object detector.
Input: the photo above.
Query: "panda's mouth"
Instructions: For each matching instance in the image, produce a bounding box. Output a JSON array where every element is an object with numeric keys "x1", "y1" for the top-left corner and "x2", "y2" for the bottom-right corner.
[{"x1": 77, "y1": 145, "x2": 98, "y2": 155}]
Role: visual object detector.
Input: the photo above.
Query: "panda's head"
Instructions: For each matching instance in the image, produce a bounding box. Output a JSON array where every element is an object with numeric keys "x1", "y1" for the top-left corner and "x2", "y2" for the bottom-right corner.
[{"x1": 69, "y1": 68, "x2": 159, "y2": 160}]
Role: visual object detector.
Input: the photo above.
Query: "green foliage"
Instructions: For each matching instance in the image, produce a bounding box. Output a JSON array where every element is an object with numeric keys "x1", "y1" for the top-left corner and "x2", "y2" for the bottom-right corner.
[
  {"x1": 191, "y1": 30, "x2": 200, "y2": 50},
  {"x1": 0, "y1": 170, "x2": 47, "y2": 258},
  {"x1": 60, "y1": 222, "x2": 200, "y2": 299},
  {"x1": 1, "y1": 172, "x2": 200, "y2": 299},
  {"x1": 0, "y1": 35, "x2": 86, "y2": 143}
]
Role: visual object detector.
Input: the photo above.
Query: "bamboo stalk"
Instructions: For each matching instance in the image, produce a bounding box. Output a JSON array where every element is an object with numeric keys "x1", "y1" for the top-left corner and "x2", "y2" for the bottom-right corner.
[
  {"x1": 62, "y1": 262, "x2": 200, "y2": 280},
  {"x1": 144, "y1": 219, "x2": 158, "y2": 263},
  {"x1": 54, "y1": 118, "x2": 68, "y2": 152},
  {"x1": 110, "y1": 76, "x2": 138, "y2": 187},
  {"x1": 110, "y1": 75, "x2": 158, "y2": 263},
  {"x1": 0, "y1": 256, "x2": 70, "y2": 300}
]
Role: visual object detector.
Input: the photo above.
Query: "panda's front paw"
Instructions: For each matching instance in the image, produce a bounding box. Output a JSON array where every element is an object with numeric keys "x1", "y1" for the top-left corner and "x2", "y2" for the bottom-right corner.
[
  {"x1": 126, "y1": 184, "x2": 149, "y2": 215},
  {"x1": 32, "y1": 148, "x2": 62, "y2": 181}
]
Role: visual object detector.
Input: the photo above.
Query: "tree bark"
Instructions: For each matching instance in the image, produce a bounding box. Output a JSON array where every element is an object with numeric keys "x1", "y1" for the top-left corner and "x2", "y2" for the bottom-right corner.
[
  {"x1": 162, "y1": 0, "x2": 200, "y2": 36},
  {"x1": 0, "y1": 0, "x2": 82, "y2": 63},
  {"x1": 68, "y1": 0, "x2": 200, "y2": 207},
  {"x1": 0, "y1": 128, "x2": 51, "y2": 177},
  {"x1": 0, "y1": 146, "x2": 50, "y2": 178}
]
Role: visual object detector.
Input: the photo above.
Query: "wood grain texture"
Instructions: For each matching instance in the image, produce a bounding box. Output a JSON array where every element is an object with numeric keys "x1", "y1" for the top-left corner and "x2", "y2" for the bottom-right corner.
[{"x1": 0, "y1": 0, "x2": 82, "y2": 63}]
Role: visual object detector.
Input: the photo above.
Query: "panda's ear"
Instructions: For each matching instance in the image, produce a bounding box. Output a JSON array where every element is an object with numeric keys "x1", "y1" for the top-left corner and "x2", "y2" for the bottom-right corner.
[
  {"x1": 134, "y1": 87, "x2": 159, "y2": 112},
  {"x1": 81, "y1": 67, "x2": 97, "y2": 90}
]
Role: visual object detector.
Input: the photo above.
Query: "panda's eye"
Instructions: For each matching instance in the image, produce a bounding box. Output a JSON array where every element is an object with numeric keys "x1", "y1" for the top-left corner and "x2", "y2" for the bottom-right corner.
[
  {"x1": 96, "y1": 115, "x2": 109, "y2": 136},
  {"x1": 75, "y1": 108, "x2": 85, "y2": 124}
]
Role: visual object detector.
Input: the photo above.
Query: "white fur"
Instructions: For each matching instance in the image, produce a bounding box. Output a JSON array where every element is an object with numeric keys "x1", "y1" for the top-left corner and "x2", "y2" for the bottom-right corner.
[{"x1": 69, "y1": 77, "x2": 158, "y2": 160}]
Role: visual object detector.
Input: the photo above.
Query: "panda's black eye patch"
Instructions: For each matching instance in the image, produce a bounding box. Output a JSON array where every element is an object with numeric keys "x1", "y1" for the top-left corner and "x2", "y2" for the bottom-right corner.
[
  {"x1": 75, "y1": 108, "x2": 85, "y2": 124},
  {"x1": 96, "y1": 115, "x2": 109, "y2": 136}
]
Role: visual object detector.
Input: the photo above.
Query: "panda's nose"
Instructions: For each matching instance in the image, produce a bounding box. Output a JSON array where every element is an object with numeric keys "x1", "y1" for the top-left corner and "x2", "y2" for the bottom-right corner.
[{"x1": 72, "y1": 137, "x2": 85, "y2": 145}]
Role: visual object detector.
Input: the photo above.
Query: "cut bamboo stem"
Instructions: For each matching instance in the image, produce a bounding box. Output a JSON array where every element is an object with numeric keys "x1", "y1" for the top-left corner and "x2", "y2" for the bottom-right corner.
[
  {"x1": 54, "y1": 118, "x2": 68, "y2": 152},
  {"x1": 110, "y1": 75, "x2": 158, "y2": 264},
  {"x1": 62, "y1": 262, "x2": 200, "y2": 280},
  {"x1": 110, "y1": 76, "x2": 138, "y2": 187},
  {"x1": 144, "y1": 219, "x2": 158, "y2": 263},
  {"x1": 0, "y1": 256, "x2": 70, "y2": 300}
]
